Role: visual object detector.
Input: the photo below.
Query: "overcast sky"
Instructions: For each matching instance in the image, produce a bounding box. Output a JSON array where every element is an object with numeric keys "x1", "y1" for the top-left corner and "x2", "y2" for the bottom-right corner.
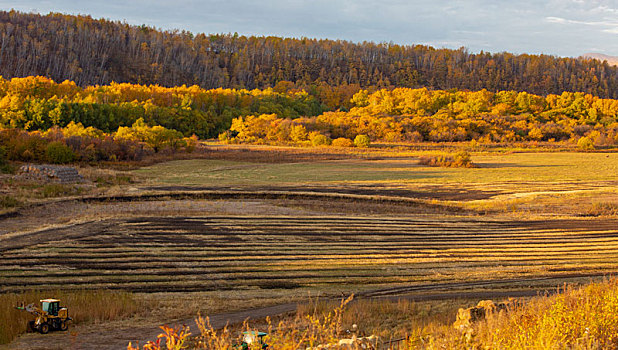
[{"x1": 2, "y1": 0, "x2": 617, "y2": 57}]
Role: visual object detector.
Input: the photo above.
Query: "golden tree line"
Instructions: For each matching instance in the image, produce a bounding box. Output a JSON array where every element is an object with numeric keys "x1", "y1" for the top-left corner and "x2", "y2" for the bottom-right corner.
[
  {"x1": 2, "y1": 76, "x2": 618, "y2": 150},
  {"x1": 225, "y1": 88, "x2": 618, "y2": 148},
  {"x1": 0, "y1": 76, "x2": 322, "y2": 138}
]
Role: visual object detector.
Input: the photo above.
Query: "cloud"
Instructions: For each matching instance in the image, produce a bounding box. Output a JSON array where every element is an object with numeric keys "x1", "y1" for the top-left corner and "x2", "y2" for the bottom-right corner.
[
  {"x1": 594, "y1": 5, "x2": 618, "y2": 14},
  {"x1": 546, "y1": 15, "x2": 618, "y2": 36},
  {"x1": 546, "y1": 16, "x2": 618, "y2": 27},
  {"x1": 546, "y1": 16, "x2": 568, "y2": 24}
]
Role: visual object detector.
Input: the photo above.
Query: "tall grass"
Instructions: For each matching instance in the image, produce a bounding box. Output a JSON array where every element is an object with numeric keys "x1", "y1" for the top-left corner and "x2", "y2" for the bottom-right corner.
[
  {"x1": 296, "y1": 298, "x2": 460, "y2": 341},
  {"x1": 0, "y1": 290, "x2": 139, "y2": 344},
  {"x1": 134, "y1": 278, "x2": 618, "y2": 349},
  {"x1": 472, "y1": 279, "x2": 618, "y2": 349},
  {"x1": 131, "y1": 297, "x2": 464, "y2": 350},
  {"x1": 411, "y1": 278, "x2": 618, "y2": 349}
]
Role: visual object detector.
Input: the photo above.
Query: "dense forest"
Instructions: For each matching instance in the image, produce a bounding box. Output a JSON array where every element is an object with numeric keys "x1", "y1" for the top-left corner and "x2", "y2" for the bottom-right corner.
[
  {"x1": 0, "y1": 76, "x2": 321, "y2": 138},
  {"x1": 227, "y1": 88, "x2": 618, "y2": 147},
  {"x1": 2, "y1": 76, "x2": 618, "y2": 153},
  {"x1": 1, "y1": 11, "x2": 618, "y2": 98}
]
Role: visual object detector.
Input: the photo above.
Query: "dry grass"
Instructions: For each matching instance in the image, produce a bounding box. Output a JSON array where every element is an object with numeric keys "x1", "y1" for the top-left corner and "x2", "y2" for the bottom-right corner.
[
  {"x1": 0, "y1": 290, "x2": 140, "y2": 344},
  {"x1": 585, "y1": 201, "x2": 618, "y2": 217},
  {"x1": 134, "y1": 278, "x2": 618, "y2": 349},
  {"x1": 295, "y1": 297, "x2": 464, "y2": 341},
  {"x1": 429, "y1": 278, "x2": 618, "y2": 349}
]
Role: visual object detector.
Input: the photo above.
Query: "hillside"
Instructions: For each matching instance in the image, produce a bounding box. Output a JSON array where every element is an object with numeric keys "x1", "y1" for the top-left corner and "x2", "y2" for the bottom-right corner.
[
  {"x1": 583, "y1": 53, "x2": 618, "y2": 66},
  {"x1": 1, "y1": 11, "x2": 618, "y2": 98}
]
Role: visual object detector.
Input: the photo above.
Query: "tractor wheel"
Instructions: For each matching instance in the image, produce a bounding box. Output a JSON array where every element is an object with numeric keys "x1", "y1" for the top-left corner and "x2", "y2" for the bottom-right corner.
[
  {"x1": 28, "y1": 321, "x2": 36, "y2": 332},
  {"x1": 39, "y1": 323, "x2": 49, "y2": 334},
  {"x1": 60, "y1": 320, "x2": 69, "y2": 331}
]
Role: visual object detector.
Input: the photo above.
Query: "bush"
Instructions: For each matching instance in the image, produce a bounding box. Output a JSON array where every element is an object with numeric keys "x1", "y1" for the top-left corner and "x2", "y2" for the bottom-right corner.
[
  {"x1": 0, "y1": 146, "x2": 6, "y2": 165},
  {"x1": 354, "y1": 134, "x2": 371, "y2": 148},
  {"x1": 577, "y1": 136, "x2": 595, "y2": 150},
  {"x1": 0, "y1": 146, "x2": 9, "y2": 173},
  {"x1": 331, "y1": 137, "x2": 354, "y2": 147},
  {"x1": 453, "y1": 151, "x2": 473, "y2": 167},
  {"x1": 218, "y1": 131, "x2": 231, "y2": 143},
  {"x1": 0, "y1": 195, "x2": 20, "y2": 209},
  {"x1": 310, "y1": 132, "x2": 331, "y2": 147},
  {"x1": 419, "y1": 151, "x2": 474, "y2": 168},
  {"x1": 45, "y1": 142, "x2": 76, "y2": 164},
  {"x1": 40, "y1": 184, "x2": 76, "y2": 198},
  {"x1": 585, "y1": 202, "x2": 618, "y2": 216}
]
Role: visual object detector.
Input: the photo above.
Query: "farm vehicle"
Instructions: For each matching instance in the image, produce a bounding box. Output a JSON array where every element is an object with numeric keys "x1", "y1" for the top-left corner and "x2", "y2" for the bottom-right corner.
[
  {"x1": 238, "y1": 331, "x2": 268, "y2": 349},
  {"x1": 15, "y1": 298, "x2": 72, "y2": 334}
]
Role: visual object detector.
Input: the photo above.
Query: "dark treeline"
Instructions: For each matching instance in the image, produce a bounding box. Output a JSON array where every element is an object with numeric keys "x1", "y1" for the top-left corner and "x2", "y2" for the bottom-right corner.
[{"x1": 1, "y1": 11, "x2": 618, "y2": 98}]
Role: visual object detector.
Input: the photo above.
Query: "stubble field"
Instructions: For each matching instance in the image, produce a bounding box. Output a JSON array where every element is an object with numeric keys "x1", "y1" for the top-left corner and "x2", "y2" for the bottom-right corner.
[
  {"x1": 3, "y1": 147, "x2": 618, "y2": 348},
  {"x1": 3, "y1": 214, "x2": 618, "y2": 297}
]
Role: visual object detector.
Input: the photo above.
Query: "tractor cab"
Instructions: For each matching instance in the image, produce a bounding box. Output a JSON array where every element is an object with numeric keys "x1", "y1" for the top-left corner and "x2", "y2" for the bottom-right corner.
[
  {"x1": 240, "y1": 331, "x2": 268, "y2": 349},
  {"x1": 40, "y1": 299, "x2": 60, "y2": 316}
]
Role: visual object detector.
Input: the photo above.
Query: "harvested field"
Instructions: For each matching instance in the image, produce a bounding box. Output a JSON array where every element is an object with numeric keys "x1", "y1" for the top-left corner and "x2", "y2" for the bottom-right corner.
[{"x1": 2, "y1": 215, "x2": 617, "y2": 295}]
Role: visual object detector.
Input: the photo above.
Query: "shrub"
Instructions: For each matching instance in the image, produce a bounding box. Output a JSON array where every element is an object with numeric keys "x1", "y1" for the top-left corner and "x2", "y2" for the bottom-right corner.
[
  {"x1": 453, "y1": 151, "x2": 473, "y2": 167},
  {"x1": 115, "y1": 119, "x2": 186, "y2": 152},
  {"x1": 585, "y1": 202, "x2": 618, "y2": 216},
  {"x1": 331, "y1": 137, "x2": 354, "y2": 147},
  {"x1": 419, "y1": 151, "x2": 474, "y2": 168},
  {"x1": 577, "y1": 136, "x2": 595, "y2": 150},
  {"x1": 40, "y1": 184, "x2": 77, "y2": 198},
  {"x1": 310, "y1": 132, "x2": 331, "y2": 147},
  {"x1": 0, "y1": 146, "x2": 6, "y2": 165},
  {"x1": 353, "y1": 134, "x2": 371, "y2": 148},
  {"x1": 290, "y1": 124, "x2": 308, "y2": 143},
  {"x1": 0, "y1": 195, "x2": 20, "y2": 209},
  {"x1": 45, "y1": 142, "x2": 75, "y2": 164},
  {"x1": 0, "y1": 146, "x2": 9, "y2": 173}
]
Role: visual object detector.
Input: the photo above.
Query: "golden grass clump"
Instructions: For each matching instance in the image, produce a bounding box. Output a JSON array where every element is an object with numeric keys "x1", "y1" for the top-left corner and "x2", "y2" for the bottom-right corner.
[
  {"x1": 418, "y1": 151, "x2": 474, "y2": 168},
  {"x1": 0, "y1": 290, "x2": 139, "y2": 345},
  {"x1": 585, "y1": 202, "x2": 618, "y2": 216},
  {"x1": 426, "y1": 278, "x2": 618, "y2": 349}
]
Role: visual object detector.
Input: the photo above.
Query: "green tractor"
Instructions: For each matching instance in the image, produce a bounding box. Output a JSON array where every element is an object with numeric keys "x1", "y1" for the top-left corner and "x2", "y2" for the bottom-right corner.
[
  {"x1": 15, "y1": 299, "x2": 72, "y2": 334},
  {"x1": 238, "y1": 331, "x2": 268, "y2": 349}
]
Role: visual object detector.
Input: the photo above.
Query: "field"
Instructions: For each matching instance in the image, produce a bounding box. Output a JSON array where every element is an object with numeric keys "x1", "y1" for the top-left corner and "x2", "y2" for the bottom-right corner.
[
  {"x1": 135, "y1": 151, "x2": 618, "y2": 186},
  {"x1": 3, "y1": 215, "x2": 618, "y2": 296},
  {"x1": 2, "y1": 147, "x2": 618, "y2": 348}
]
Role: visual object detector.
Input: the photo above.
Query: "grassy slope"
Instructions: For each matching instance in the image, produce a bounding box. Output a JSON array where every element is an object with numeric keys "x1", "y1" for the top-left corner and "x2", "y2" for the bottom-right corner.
[
  {"x1": 133, "y1": 152, "x2": 618, "y2": 216},
  {"x1": 133, "y1": 153, "x2": 618, "y2": 186}
]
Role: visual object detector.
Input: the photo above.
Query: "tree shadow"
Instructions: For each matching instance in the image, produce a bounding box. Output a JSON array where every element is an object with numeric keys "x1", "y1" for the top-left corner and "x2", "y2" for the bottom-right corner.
[{"x1": 476, "y1": 162, "x2": 556, "y2": 168}]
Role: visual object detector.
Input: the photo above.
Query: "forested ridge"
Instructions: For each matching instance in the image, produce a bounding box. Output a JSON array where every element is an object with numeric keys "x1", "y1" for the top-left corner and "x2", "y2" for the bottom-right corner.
[{"x1": 1, "y1": 10, "x2": 618, "y2": 98}]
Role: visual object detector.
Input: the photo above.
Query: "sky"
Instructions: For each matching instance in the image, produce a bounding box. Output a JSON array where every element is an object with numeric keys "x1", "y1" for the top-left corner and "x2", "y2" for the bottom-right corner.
[{"x1": 1, "y1": 0, "x2": 617, "y2": 57}]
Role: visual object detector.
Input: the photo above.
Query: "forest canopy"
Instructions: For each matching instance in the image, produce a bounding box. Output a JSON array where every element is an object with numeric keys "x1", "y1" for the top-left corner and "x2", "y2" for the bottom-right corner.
[
  {"x1": 0, "y1": 76, "x2": 322, "y2": 138},
  {"x1": 0, "y1": 10, "x2": 617, "y2": 98}
]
